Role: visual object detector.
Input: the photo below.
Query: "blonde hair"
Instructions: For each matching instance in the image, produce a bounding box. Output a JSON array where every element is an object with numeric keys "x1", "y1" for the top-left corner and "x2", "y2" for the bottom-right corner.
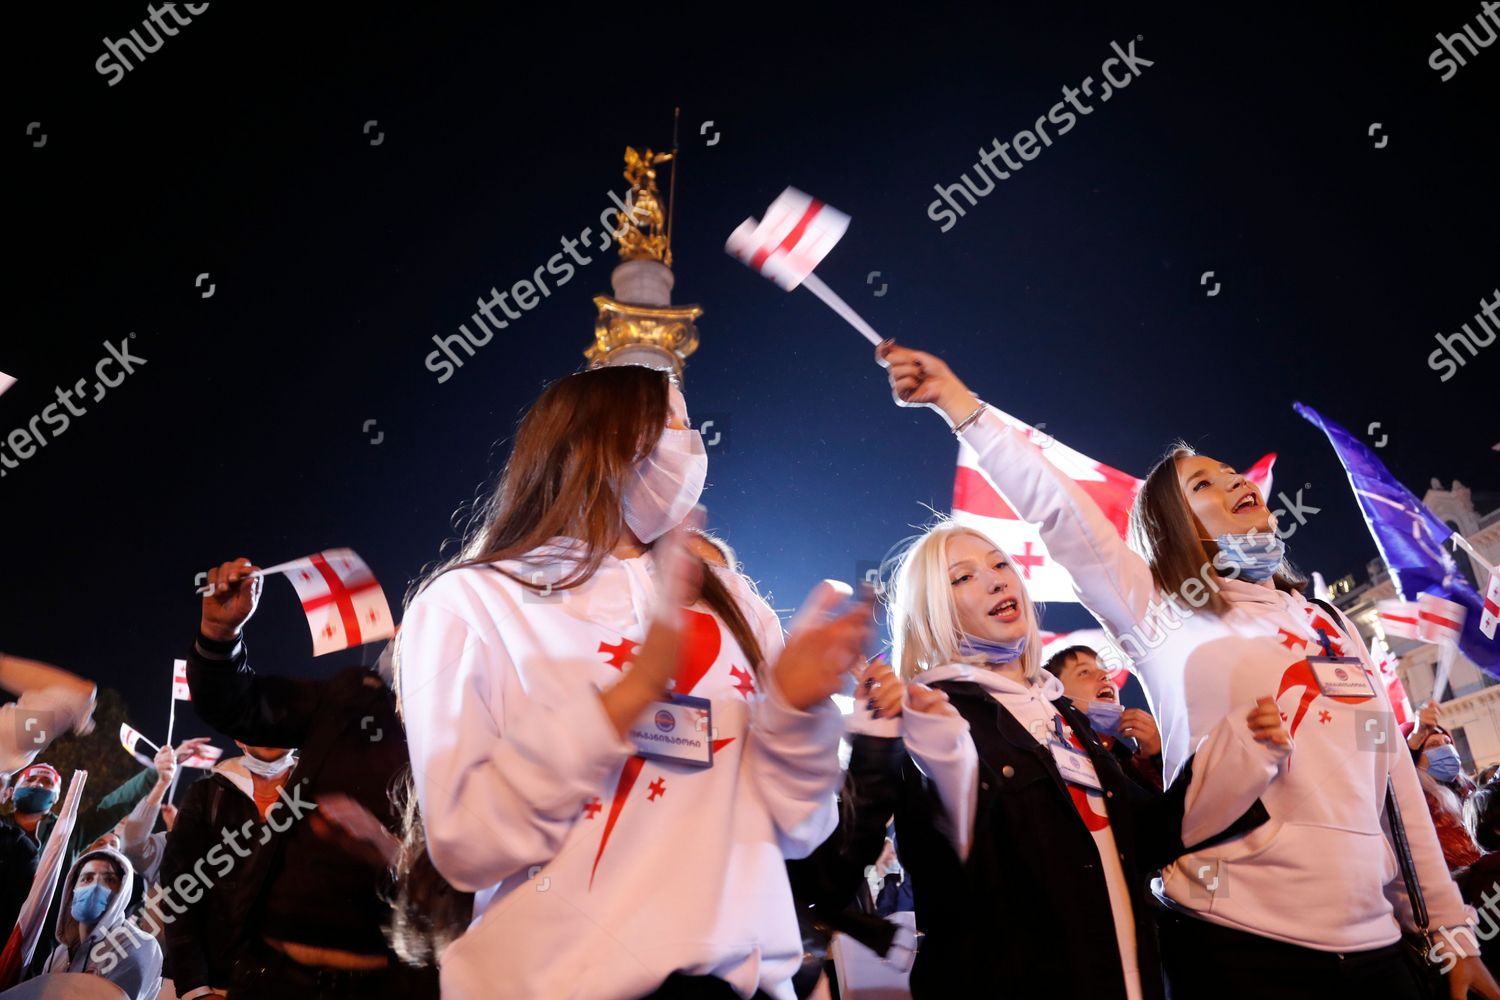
[{"x1": 886, "y1": 522, "x2": 1043, "y2": 683}]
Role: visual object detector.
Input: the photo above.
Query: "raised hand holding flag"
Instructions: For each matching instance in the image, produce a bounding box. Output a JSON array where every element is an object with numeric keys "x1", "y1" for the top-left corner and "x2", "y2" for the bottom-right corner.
[{"x1": 199, "y1": 549, "x2": 396, "y2": 656}]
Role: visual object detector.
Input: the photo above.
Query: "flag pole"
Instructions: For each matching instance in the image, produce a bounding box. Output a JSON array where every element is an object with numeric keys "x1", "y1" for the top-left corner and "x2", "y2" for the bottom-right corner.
[
  {"x1": 193, "y1": 557, "x2": 303, "y2": 595},
  {"x1": 165, "y1": 675, "x2": 177, "y2": 749},
  {"x1": 801, "y1": 274, "x2": 885, "y2": 347},
  {"x1": 1433, "y1": 640, "x2": 1459, "y2": 706}
]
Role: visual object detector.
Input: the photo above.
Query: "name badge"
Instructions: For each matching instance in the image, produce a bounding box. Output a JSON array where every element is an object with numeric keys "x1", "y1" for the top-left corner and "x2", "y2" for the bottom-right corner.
[
  {"x1": 1049, "y1": 741, "x2": 1102, "y2": 791},
  {"x1": 1308, "y1": 656, "x2": 1377, "y2": 699},
  {"x1": 628, "y1": 694, "x2": 713, "y2": 768}
]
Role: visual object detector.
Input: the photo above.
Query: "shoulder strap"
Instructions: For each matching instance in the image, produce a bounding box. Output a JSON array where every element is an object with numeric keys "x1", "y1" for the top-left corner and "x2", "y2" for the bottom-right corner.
[{"x1": 1385, "y1": 777, "x2": 1430, "y2": 933}]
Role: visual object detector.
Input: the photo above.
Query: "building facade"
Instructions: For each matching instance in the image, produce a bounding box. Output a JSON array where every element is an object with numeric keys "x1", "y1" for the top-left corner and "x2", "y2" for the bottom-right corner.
[{"x1": 1333, "y1": 479, "x2": 1500, "y2": 770}]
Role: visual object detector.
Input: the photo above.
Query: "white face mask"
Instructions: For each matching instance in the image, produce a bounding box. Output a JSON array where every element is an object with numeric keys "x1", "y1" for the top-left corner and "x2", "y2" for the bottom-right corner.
[
  {"x1": 621, "y1": 427, "x2": 707, "y2": 543},
  {"x1": 241, "y1": 751, "x2": 296, "y2": 779}
]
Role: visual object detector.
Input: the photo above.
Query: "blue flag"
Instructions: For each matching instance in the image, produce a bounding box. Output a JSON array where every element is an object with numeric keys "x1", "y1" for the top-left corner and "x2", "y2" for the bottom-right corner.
[{"x1": 1295, "y1": 402, "x2": 1498, "y2": 674}]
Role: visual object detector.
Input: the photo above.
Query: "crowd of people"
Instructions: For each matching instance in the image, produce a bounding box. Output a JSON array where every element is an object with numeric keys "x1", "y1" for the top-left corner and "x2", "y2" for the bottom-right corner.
[{"x1": 3, "y1": 343, "x2": 1499, "y2": 999}]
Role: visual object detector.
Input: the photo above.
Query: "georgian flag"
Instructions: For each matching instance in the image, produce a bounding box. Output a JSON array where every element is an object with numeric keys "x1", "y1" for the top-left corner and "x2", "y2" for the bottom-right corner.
[
  {"x1": 952, "y1": 405, "x2": 1278, "y2": 604},
  {"x1": 119, "y1": 723, "x2": 157, "y2": 768},
  {"x1": 1377, "y1": 599, "x2": 1422, "y2": 640},
  {"x1": 1369, "y1": 637, "x2": 1413, "y2": 726},
  {"x1": 280, "y1": 548, "x2": 396, "y2": 656},
  {"x1": 172, "y1": 658, "x2": 191, "y2": 701},
  {"x1": 180, "y1": 744, "x2": 223, "y2": 769},
  {"x1": 725, "y1": 188, "x2": 850, "y2": 291},
  {"x1": 1418, "y1": 593, "x2": 1467, "y2": 645},
  {"x1": 1482, "y1": 569, "x2": 1500, "y2": 641}
]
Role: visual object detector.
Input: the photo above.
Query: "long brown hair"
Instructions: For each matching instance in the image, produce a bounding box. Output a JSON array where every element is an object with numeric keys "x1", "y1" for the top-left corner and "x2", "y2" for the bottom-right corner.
[
  {"x1": 1129, "y1": 441, "x2": 1301, "y2": 616},
  {"x1": 411, "y1": 364, "x2": 764, "y2": 669}
]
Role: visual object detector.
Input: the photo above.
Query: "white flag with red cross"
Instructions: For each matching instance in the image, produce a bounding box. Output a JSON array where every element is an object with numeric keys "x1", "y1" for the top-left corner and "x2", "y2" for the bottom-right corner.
[
  {"x1": 1418, "y1": 593, "x2": 1467, "y2": 645},
  {"x1": 725, "y1": 188, "x2": 850, "y2": 291},
  {"x1": 1481, "y1": 569, "x2": 1500, "y2": 641},
  {"x1": 1377, "y1": 599, "x2": 1422, "y2": 641},
  {"x1": 118, "y1": 723, "x2": 157, "y2": 768},
  {"x1": 278, "y1": 548, "x2": 396, "y2": 656},
  {"x1": 180, "y1": 744, "x2": 223, "y2": 769},
  {"x1": 1369, "y1": 637, "x2": 1413, "y2": 726},
  {"x1": 172, "y1": 658, "x2": 191, "y2": 701},
  {"x1": 951, "y1": 408, "x2": 1277, "y2": 604}
]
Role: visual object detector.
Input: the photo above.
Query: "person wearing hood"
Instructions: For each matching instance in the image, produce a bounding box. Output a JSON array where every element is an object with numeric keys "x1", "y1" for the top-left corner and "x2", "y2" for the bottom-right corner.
[
  {"x1": 838, "y1": 522, "x2": 1270, "y2": 999},
  {"x1": 41, "y1": 845, "x2": 162, "y2": 999},
  {"x1": 875, "y1": 341, "x2": 1500, "y2": 999},
  {"x1": 158, "y1": 742, "x2": 296, "y2": 1000}
]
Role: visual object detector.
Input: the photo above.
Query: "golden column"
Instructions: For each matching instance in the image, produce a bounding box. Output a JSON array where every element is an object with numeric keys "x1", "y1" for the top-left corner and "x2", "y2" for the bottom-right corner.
[{"x1": 585, "y1": 143, "x2": 702, "y2": 378}]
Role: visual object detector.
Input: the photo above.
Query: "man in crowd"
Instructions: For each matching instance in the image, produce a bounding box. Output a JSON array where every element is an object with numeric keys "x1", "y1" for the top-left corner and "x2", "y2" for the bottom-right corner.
[
  {"x1": 1045, "y1": 645, "x2": 1164, "y2": 791},
  {"x1": 161, "y1": 741, "x2": 299, "y2": 1000},
  {"x1": 185, "y1": 556, "x2": 436, "y2": 997}
]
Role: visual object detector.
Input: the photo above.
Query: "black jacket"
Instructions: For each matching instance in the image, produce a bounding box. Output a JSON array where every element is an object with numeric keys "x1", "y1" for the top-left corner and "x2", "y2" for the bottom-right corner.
[
  {"x1": 158, "y1": 769, "x2": 262, "y2": 994},
  {"x1": 843, "y1": 681, "x2": 1266, "y2": 1000},
  {"x1": 185, "y1": 631, "x2": 409, "y2": 960}
]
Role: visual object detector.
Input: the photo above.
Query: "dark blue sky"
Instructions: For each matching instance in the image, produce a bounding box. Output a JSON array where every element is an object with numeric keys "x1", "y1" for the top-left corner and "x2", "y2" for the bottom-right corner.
[{"x1": 7, "y1": 2, "x2": 1497, "y2": 741}]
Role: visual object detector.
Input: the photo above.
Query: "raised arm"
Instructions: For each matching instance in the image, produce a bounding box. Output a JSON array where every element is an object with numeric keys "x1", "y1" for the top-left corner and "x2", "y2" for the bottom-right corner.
[
  {"x1": 876, "y1": 341, "x2": 1157, "y2": 636},
  {"x1": 189, "y1": 557, "x2": 324, "y2": 746}
]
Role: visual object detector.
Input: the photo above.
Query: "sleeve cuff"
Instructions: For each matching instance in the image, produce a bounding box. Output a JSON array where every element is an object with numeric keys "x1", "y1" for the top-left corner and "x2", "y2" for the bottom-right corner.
[
  {"x1": 194, "y1": 631, "x2": 242, "y2": 660},
  {"x1": 959, "y1": 407, "x2": 1014, "y2": 455},
  {"x1": 759, "y1": 671, "x2": 843, "y2": 738},
  {"x1": 901, "y1": 703, "x2": 971, "y2": 760}
]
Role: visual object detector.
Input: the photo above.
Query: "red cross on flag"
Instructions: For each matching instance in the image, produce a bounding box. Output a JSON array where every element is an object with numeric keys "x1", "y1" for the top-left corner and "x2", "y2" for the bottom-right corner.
[
  {"x1": 725, "y1": 187, "x2": 850, "y2": 291},
  {"x1": 1370, "y1": 638, "x2": 1413, "y2": 726},
  {"x1": 1418, "y1": 592, "x2": 1467, "y2": 645},
  {"x1": 172, "y1": 658, "x2": 191, "y2": 701},
  {"x1": 279, "y1": 548, "x2": 396, "y2": 656},
  {"x1": 180, "y1": 744, "x2": 223, "y2": 769},
  {"x1": 952, "y1": 407, "x2": 1277, "y2": 603},
  {"x1": 1377, "y1": 599, "x2": 1422, "y2": 640},
  {"x1": 1481, "y1": 569, "x2": 1499, "y2": 641}
]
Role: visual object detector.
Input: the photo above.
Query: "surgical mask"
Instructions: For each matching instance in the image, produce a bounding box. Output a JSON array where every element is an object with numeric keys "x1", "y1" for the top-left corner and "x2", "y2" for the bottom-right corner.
[
  {"x1": 1425, "y1": 744, "x2": 1463, "y2": 784},
  {"x1": 70, "y1": 883, "x2": 112, "y2": 925},
  {"x1": 14, "y1": 786, "x2": 58, "y2": 814},
  {"x1": 1086, "y1": 699, "x2": 1124, "y2": 738},
  {"x1": 1213, "y1": 530, "x2": 1286, "y2": 583},
  {"x1": 622, "y1": 427, "x2": 707, "y2": 544},
  {"x1": 957, "y1": 633, "x2": 1028, "y2": 665},
  {"x1": 241, "y1": 752, "x2": 296, "y2": 779}
]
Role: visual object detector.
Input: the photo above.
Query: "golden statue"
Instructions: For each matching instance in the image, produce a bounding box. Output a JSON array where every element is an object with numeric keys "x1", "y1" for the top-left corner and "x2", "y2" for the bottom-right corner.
[{"x1": 616, "y1": 146, "x2": 674, "y2": 266}]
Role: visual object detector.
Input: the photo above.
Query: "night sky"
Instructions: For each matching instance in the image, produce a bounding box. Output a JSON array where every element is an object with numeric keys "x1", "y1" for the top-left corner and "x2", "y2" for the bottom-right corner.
[{"x1": 7, "y1": 2, "x2": 1497, "y2": 743}]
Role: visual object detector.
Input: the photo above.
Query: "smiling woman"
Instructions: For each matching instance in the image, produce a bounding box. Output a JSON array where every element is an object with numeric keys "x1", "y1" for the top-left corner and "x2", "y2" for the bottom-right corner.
[{"x1": 875, "y1": 338, "x2": 1500, "y2": 1000}]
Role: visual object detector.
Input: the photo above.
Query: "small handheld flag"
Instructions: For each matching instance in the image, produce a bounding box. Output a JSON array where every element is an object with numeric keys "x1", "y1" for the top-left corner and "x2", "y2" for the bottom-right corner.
[
  {"x1": 119, "y1": 723, "x2": 158, "y2": 768},
  {"x1": 726, "y1": 187, "x2": 884, "y2": 347},
  {"x1": 180, "y1": 744, "x2": 223, "y2": 769},
  {"x1": 1483, "y1": 569, "x2": 1499, "y2": 641},
  {"x1": 1377, "y1": 599, "x2": 1422, "y2": 641},
  {"x1": 282, "y1": 548, "x2": 396, "y2": 656},
  {"x1": 172, "y1": 659, "x2": 191, "y2": 701},
  {"x1": 1418, "y1": 593, "x2": 1467, "y2": 646}
]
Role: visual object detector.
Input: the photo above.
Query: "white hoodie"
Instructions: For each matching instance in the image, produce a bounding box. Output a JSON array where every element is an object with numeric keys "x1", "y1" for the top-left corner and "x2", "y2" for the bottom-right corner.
[
  {"x1": 399, "y1": 545, "x2": 844, "y2": 1000},
  {"x1": 960, "y1": 410, "x2": 1474, "y2": 954},
  {"x1": 45, "y1": 846, "x2": 163, "y2": 1000}
]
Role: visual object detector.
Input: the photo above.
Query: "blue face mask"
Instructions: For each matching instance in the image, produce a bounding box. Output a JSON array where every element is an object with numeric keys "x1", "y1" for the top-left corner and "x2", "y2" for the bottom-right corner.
[
  {"x1": 1425, "y1": 744, "x2": 1463, "y2": 784},
  {"x1": 1213, "y1": 531, "x2": 1286, "y2": 583},
  {"x1": 70, "y1": 883, "x2": 113, "y2": 925},
  {"x1": 1086, "y1": 699, "x2": 1124, "y2": 738},
  {"x1": 958, "y1": 634, "x2": 1027, "y2": 665},
  {"x1": 13, "y1": 786, "x2": 58, "y2": 814}
]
